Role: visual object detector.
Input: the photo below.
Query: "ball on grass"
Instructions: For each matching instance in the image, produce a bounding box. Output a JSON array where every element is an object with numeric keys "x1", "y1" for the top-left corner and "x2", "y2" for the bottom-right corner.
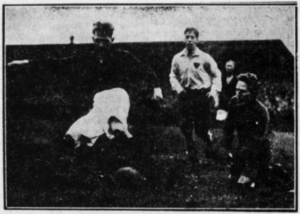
[{"x1": 113, "y1": 167, "x2": 146, "y2": 189}]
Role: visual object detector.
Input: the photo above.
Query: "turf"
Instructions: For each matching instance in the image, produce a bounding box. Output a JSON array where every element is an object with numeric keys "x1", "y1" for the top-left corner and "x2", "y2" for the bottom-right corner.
[{"x1": 5, "y1": 116, "x2": 295, "y2": 209}]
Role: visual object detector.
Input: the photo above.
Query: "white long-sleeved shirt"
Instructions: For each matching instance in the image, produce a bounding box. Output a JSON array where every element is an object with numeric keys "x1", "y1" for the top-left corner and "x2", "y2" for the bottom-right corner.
[{"x1": 169, "y1": 47, "x2": 222, "y2": 94}]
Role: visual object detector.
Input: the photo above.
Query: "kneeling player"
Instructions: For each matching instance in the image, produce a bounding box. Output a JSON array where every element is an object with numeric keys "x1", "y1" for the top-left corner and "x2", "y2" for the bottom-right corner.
[{"x1": 223, "y1": 73, "x2": 271, "y2": 187}]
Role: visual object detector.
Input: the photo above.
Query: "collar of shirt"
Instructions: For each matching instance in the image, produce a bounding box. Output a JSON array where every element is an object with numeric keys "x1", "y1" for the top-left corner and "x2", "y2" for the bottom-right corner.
[
  {"x1": 180, "y1": 47, "x2": 202, "y2": 58},
  {"x1": 226, "y1": 76, "x2": 234, "y2": 84}
]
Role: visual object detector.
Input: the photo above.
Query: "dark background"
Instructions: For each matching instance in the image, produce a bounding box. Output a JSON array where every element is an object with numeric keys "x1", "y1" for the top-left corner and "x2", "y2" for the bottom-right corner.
[{"x1": 6, "y1": 40, "x2": 295, "y2": 131}]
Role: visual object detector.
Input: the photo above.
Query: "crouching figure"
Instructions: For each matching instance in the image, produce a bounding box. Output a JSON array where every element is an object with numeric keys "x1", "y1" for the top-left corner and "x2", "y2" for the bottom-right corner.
[
  {"x1": 65, "y1": 88, "x2": 132, "y2": 149},
  {"x1": 223, "y1": 73, "x2": 271, "y2": 187}
]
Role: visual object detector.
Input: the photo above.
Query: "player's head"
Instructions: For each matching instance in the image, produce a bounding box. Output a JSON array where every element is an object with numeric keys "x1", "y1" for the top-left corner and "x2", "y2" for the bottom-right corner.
[
  {"x1": 236, "y1": 73, "x2": 258, "y2": 104},
  {"x1": 184, "y1": 27, "x2": 199, "y2": 52},
  {"x1": 225, "y1": 60, "x2": 236, "y2": 75},
  {"x1": 92, "y1": 21, "x2": 114, "y2": 50}
]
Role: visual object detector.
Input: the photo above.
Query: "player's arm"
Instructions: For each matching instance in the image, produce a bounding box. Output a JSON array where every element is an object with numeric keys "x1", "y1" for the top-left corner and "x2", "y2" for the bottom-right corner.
[
  {"x1": 125, "y1": 50, "x2": 163, "y2": 100},
  {"x1": 223, "y1": 98, "x2": 236, "y2": 152},
  {"x1": 147, "y1": 66, "x2": 163, "y2": 100},
  {"x1": 205, "y1": 55, "x2": 222, "y2": 107},
  {"x1": 8, "y1": 56, "x2": 77, "y2": 68},
  {"x1": 169, "y1": 56, "x2": 184, "y2": 94},
  {"x1": 257, "y1": 100, "x2": 271, "y2": 139},
  {"x1": 8, "y1": 60, "x2": 30, "y2": 66}
]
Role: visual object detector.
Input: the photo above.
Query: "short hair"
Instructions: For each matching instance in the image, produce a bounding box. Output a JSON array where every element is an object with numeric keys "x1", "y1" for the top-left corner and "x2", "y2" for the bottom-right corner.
[
  {"x1": 237, "y1": 73, "x2": 259, "y2": 96},
  {"x1": 184, "y1": 27, "x2": 199, "y2": 38},
  {"x1": 93, "y1": 22, "x2": 114, "y2": 37}
]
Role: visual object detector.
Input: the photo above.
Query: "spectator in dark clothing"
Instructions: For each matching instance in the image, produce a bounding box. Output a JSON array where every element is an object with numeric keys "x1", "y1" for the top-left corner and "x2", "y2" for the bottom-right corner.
[
  {"x1": 224, "y1": 73, "x2": 271, "y2": 187},
  {"x1": 219, "y1": 60, "x2": 238, "y2": 111}
]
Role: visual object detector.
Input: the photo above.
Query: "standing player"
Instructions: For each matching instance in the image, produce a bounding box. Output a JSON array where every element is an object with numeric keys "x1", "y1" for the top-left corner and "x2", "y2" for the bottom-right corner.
[{"x1": 169, "y1": 27, "x2": 222, "y2": 170}]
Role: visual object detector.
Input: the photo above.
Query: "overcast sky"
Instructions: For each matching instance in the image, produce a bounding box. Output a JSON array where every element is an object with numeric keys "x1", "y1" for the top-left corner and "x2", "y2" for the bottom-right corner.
[{"x1": 5, "y1": 5, "x2": 296, "y2": 54}]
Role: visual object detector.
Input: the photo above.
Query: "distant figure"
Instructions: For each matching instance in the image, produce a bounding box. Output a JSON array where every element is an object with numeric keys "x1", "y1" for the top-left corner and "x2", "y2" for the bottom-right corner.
[
  {"x1": 70, "y1": 35, "x2": 74, "y2": 45},
  {"x1": 220, "y1": 60, "x2": 238, "y2": 111},
  {"x1": 224, "y1": 73, "x2": 270, "y2": 187},
  {"x1": 169, "y1": 27, "x2": 222, "y2": 170}
]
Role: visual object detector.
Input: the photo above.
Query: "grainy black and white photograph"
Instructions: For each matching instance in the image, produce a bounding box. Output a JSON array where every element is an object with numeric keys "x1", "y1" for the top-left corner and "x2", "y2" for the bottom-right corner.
[{"x1": 3, "y1": 2, "x2": 297, "y2": 210}]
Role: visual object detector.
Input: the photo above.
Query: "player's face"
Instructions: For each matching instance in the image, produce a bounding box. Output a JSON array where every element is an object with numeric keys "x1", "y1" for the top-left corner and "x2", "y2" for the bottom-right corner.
[
  {"x1": 184, "y1": 31, "x2": 198, "y2": 51},
  {"x1": 225, "y1": 61, "x2": 235, "y2": 74},
  {"x1": 236, "y1": 80, "x2": 250, "y2": 100},
  {"x1": 93, "y1": 31, "x2": 114, "y2": 51}
]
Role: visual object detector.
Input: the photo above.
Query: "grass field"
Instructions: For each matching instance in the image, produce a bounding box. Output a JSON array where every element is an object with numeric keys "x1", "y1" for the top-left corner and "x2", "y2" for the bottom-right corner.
[{"x1": 5, "y1": 116, "x2": 296, "y2": 209}]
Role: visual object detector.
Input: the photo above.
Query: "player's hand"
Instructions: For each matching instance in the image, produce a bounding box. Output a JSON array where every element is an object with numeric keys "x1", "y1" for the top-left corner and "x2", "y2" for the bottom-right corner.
[
  {"x1": 207, "y1": 90, "x2": 219, "y2": 107},
  {"x1": 206, "y1": 89, "x2": 217, "y2": 98},
  {"x1": 7, "y1": 60, "x2": 29, "y2": 66},
  {"x1": 152, "y1": 87, "x2": 163, "y2": 100}
]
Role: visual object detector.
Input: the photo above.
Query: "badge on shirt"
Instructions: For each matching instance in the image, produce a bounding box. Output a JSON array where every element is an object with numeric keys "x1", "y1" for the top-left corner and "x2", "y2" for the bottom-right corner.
[{"x1": 194, "y1": 62, "x2": 200, "y2": 69}]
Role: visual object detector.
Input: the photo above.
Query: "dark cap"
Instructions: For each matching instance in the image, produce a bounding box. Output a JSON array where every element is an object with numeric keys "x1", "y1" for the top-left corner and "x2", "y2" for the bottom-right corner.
[{"x1": 93, "y1": 21, "x2": 114, "y2": 36}]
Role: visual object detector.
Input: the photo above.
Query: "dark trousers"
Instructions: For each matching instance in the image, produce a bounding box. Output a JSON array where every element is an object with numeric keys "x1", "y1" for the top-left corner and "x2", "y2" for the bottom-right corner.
[{"x1": 178, "y1": 88, "x2": 212, "y2": 164}]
